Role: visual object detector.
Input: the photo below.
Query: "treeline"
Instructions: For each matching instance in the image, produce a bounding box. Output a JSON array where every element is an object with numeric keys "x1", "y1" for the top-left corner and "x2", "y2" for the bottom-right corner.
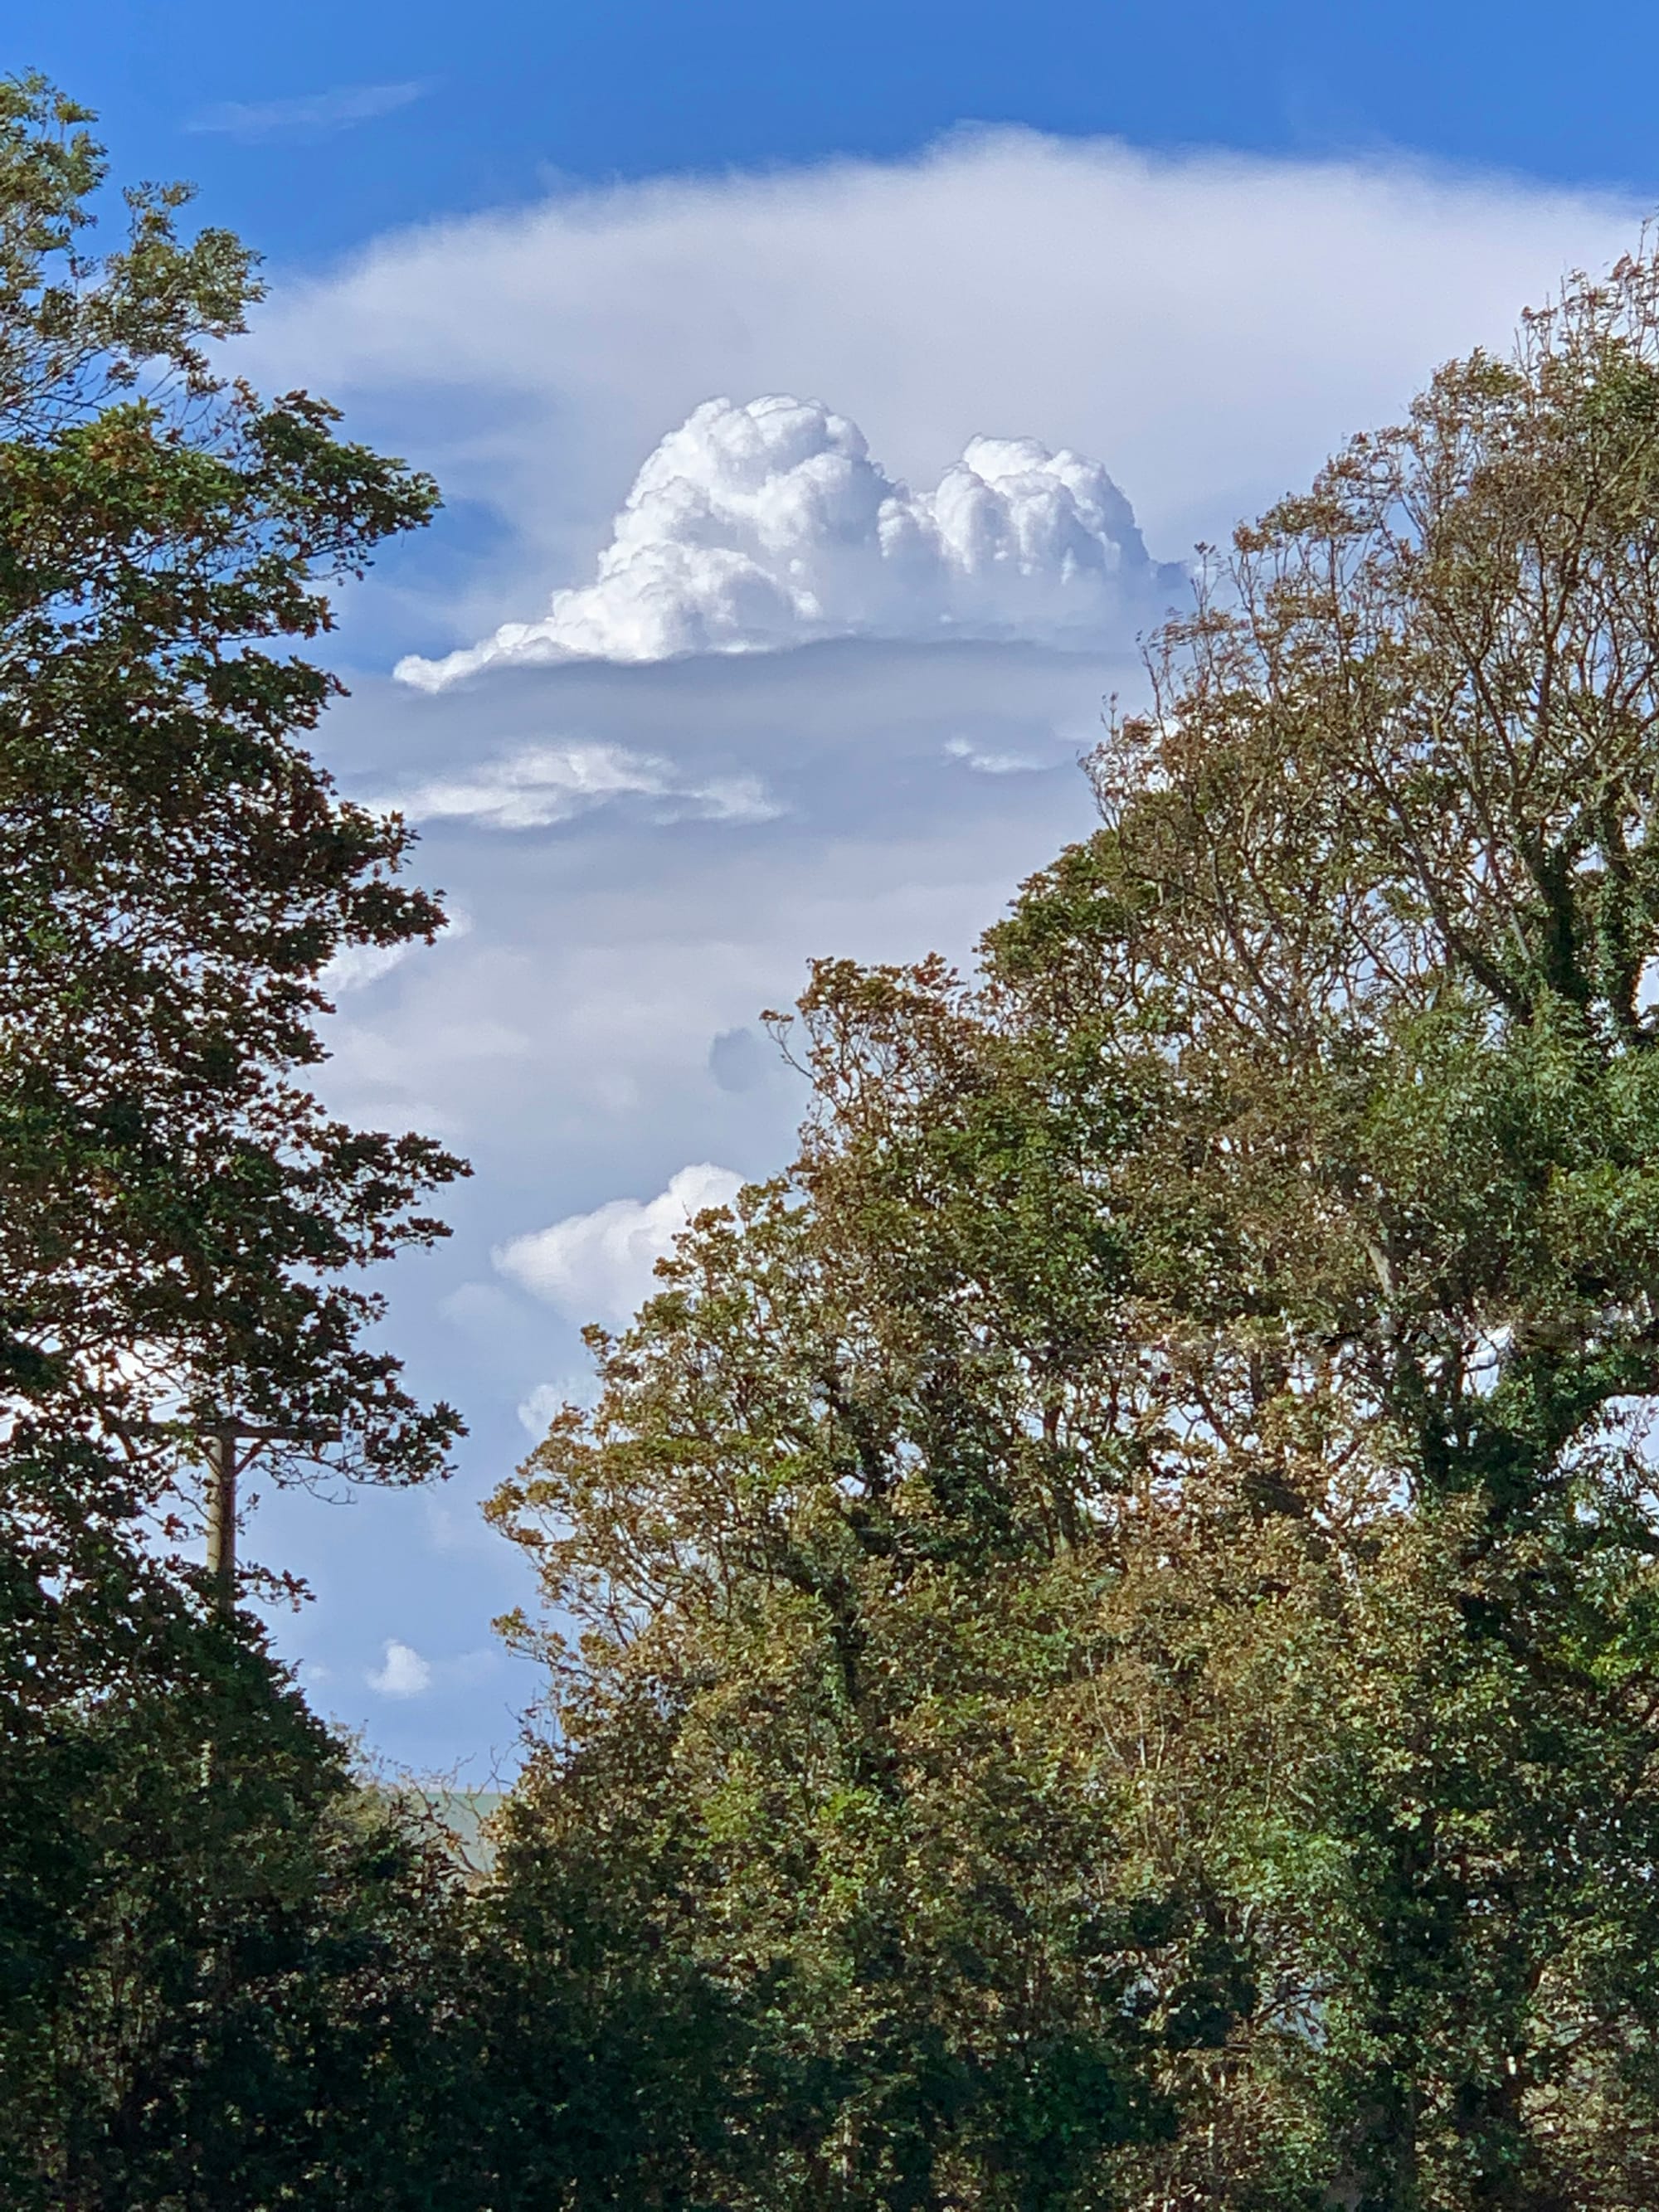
[{"x1": 8, "y1": 70, "x2": 1659, "y2": 2211}]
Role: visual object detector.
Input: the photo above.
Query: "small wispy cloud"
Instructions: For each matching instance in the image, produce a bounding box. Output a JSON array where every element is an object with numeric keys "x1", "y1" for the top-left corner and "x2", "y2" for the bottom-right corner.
[
  {"x1": 943, "y1": 736, "x2": 1046, "y2": 775},
  {"x1": 318, "y1": 907, "x2": 472, "y2": 997},
  {"x1": 375, "y1": 740, "x2": 779, "y2": 832},
  {"x1": 187, "y1": 80, "x2": 427, "y2": 141},
  {"x1": 517, "y1": 1383, "x2": 568, "y2": 1440}
]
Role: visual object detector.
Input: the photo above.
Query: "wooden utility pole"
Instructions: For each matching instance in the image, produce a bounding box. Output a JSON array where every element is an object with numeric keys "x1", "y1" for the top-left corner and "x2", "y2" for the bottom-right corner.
[
  {"x1": 203, "y1": 1423, "x2": 239, "y2": 1614},
  {"x1": 202, "y1": 1419, "x2": 339, "y2": 1615}
]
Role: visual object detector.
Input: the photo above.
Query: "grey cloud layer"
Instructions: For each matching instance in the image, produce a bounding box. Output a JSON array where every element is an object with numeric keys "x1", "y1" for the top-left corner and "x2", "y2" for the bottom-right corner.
[{"x1": 318, "y1": 639, "x2": 1124, "y2": 1164}]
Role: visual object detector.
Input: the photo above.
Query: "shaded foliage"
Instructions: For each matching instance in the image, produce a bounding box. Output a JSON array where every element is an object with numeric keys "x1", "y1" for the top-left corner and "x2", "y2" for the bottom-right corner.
[{"x1": 1, "y1": 1548, "x2": 484, "y2": 2211}]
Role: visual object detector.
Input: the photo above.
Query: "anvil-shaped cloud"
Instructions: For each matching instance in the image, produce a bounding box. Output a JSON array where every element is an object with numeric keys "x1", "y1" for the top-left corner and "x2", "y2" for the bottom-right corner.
[{"x1": 395, "y1": 396, "x2": 1182, "y2": 686}]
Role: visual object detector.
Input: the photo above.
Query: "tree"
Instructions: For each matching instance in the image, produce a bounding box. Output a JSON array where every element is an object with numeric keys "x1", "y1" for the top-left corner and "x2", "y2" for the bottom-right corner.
[
  {"x1": 0, "y1": 73, "x2": 464, "y2": 1514},
  {"x1": 489, "y1": 1175, "x2": 1203, "y2": 2210},
  {"x1": 0, "y1": 76, "x2": 478, "y2": 2200},
  {"x1": 0, "y1": 1580, "x2": 488, "y2": 2212},
  {"x1": 497, "y1": 244, "x2": 1659, "y2": 2209},
  {"x1": 1043, "y1": 241, "x2": 1659, "y2": 2205}
]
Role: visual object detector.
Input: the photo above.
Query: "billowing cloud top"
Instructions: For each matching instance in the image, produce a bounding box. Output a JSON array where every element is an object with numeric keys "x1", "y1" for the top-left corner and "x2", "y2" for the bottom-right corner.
[
  {"x1": 494, "y1": 1164, "x2": 746, "y2": 1325},
  {"x1": 395, "y1": 396, "x2": 1180, "y2": 688}
]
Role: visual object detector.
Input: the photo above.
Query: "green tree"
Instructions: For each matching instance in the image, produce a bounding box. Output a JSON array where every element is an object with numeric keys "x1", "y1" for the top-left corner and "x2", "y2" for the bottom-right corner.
[
  {"x1": 1, "y1": 1578, "x2": 487, "y2": 2211},
  {"x1": 497, "y1": 244, "x2": 1659, "y2": 2210},
  {"x1": 0, "y1": 74, "x2": 463, "y2": 1510},
  {"x1": 488, "y1": 1174, "x2": 1200, "y2": 2210},
  {"x1": 0, "y1": 75, "x2": 479, "y2": 2201}
]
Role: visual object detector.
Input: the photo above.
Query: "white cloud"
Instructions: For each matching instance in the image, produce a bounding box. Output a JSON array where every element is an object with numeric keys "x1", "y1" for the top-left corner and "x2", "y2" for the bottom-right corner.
[
  {"x1": 246, "y1": 131, "x2": 1637, "y2": 671},
  {"x1": 516, "y1": 1383, "x2": 567, "y2": 1438},
  {"x1": 396, "y1": 399, "x2": 1178, "y2": 683},
  {"x1": 494, "y1": 1163, "x2": 746, "y2": 1325},
  {"x1": 319, "y1": 940, "x2": 416, "y2": 994},
  {"x1": 189, "y1": 80, "x2": 426, "y2": 139},
  {"x1": 945, "y1": 735, "x2": 1044, "y2": 775},
  {"x1": 375, "y1": 737, "x2": 778, "y2": 826},
  {"x1": 517, "y1": 1381, "x2": 595, "y2": 1439},
  {"x1": 319, "y1": 909, "x2": 470, "y2": 997},
  {"x1": 367, "y1": 1638, "x2": 434, "y2": 1698}
]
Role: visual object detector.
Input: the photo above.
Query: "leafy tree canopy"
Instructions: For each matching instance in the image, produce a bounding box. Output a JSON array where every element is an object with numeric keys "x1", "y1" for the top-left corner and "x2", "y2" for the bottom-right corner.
[
  {"x1": 494, "y1": 246, "x2": 1659, "y2": 2209},
  {"x1": 0, "y1": 78, "x2": 479, "y2": 2210},
  {"x1": 0, "y1": 72, "x2": 465, "y2": 1539}
]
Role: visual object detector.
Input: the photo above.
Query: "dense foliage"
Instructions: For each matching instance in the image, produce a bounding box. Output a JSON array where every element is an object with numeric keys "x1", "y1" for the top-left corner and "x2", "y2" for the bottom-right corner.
[
  {"x1": 0, "y1": 75, "x2": 478, "y2": 2205},
  {"x1": 489, "y1": 250, "x2": 1659, "y2": 2208},
  {"x1": 1, "y1": 1575, "x2": 483, "y2": 2211},
  {"x1": 0, "y1": 75, "x2": 463, "y2": 1502}
]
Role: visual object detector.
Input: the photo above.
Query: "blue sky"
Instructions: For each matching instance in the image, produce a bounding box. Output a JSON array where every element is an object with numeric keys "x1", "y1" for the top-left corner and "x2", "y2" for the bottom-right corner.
[
  {"x1": 20, "y1": 7, "x2": 1659, "y2": 1776},
  {"x1": 19, "y1": 0, "x2": 1659, "y2": 263}
]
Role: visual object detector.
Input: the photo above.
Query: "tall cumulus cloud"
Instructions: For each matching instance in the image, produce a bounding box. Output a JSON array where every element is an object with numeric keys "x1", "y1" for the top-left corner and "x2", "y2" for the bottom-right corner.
[{"x1": 395, "y1": 396, "x2": 1182, "y2": 686}]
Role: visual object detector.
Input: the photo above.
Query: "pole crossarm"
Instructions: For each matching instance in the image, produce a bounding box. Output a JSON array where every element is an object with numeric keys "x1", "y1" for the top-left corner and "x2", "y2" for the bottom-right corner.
[{"x1": 201, "y1": 1417, "x2": 343, "y2": 1615}]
